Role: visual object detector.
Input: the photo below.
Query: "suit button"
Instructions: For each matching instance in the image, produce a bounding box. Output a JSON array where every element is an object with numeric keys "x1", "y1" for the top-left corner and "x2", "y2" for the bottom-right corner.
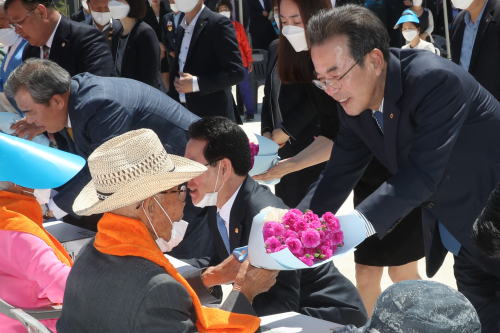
[
  {"x1": 428, "y1": 229, "x2": 432, "y2": 236},
  {"x1": 427, "y1": 202, "x2": 435, "y2": 209}
]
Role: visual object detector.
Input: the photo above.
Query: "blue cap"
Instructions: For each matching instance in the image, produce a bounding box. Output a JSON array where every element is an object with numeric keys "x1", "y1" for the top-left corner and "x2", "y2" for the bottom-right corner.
[
  {"x1": 0, "y1": 132, "x2": 86, "y2": 189},
  {"x1": 394, "y1": 10, "x2": 420, "y2": 29}
]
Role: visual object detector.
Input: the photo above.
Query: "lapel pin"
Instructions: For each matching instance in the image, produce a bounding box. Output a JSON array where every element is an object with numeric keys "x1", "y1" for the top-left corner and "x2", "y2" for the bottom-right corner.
[
  {"x1": 235, "y1": 228, "x2": 239, "y2": 234},
  {"x1": 390, "y1": 113, "x2": 394, "y2": 119},
  {"x1": 62, "y1": 42, "x2": 65, "y2": 47}
]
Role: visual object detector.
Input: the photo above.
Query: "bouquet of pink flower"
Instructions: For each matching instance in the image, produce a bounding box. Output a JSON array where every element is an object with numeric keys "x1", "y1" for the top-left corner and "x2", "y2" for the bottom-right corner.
[
  {"x1": 249, "y1": 140, "x2": 259, "y2": 169},
  {"x1": 263, "y1": 209, "x2": 344, "y2": 266}
]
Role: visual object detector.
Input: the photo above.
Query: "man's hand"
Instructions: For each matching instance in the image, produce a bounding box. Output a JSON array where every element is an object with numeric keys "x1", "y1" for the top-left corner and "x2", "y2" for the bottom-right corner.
[
  {"x1": 263, "y1": 11, "x2": 269, "y2": 17},
  {"x1": 248, "y1": 63, "x2": 253, "y2": 73},
  {"x1": 10, "y1": 118, "x2": 44, "y2": 140},
  {"x1": 201, "y1": 253, "x2": 244, "y2": 288},
  {"x1": 233, "y1": 259, "x2": 278, "y2": 304},
  {"x1": 271, "y1": 128, "x2": 289, "y2": 148},
  {"x1": 170, "y1": 51, "x2": 175, "y2": 58},
  {"x1": 159, "y1": 42, "x2": 166, "y2": 60},
  {"x1": 252, "y1": 158, "x2": 295, "y2": 181},
  {"x1": 262, "y1": 131, "x2": 272, "y2": 140},
  {"x1": 174, "y1": 72, "x2": 194, "y2": 94}
]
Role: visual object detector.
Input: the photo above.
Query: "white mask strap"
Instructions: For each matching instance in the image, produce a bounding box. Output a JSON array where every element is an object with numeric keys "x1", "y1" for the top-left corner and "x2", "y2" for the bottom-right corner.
[
  {"x1": 142, "y1": 200, "x2": 161, "y2": 239},
  {"x1": 153, "y1": 197, "x2": 173, "y2": 226}
]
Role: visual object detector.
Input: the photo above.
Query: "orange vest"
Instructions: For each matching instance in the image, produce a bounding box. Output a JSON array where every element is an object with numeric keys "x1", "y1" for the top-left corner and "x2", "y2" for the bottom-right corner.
[
  {"x1": 0, "y1": 191, "x2": 73, "y2": 266},
  {"x1": 94, "y1": 212, "x2": 260, "y2": 333}
]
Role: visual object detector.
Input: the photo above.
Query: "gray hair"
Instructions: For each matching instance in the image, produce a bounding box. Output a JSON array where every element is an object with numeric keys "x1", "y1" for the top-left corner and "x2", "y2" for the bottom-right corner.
[
  {"x1": 0, "y1": 181, "x2": 13, "y2": 191},
  {"x1": 4, "y1": 58, "x2": 71, "y2": 106},
  {"x1": 307, "y1": 5, "x2": 390, "y2": 66}
]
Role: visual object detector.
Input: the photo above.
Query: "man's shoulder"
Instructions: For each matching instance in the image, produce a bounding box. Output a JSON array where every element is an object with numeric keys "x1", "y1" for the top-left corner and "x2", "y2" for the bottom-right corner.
[{"x1": 237, "y1": 177, "x2": 288, "y2": 215}]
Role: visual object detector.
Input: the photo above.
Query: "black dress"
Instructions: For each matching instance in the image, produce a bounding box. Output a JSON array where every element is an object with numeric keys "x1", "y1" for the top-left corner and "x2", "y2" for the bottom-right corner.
[{"x1": 143, "y1": 0, "x2": 170, "y2": 73}]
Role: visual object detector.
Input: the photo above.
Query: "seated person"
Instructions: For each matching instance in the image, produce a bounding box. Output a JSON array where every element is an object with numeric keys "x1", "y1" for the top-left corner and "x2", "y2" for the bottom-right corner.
[
  {"x1": 184, "y1": 117, "x2": 368, "y2": 326},
  {"x1": 394, "y1": 10, "x2": 439, "y2": 54},
  {"x1": 57, "y1": 128, "x2": 278, "y2": 333},
  {"x1": 472, "y1": 183, "x2": 500, "y2": 258},
  {"x1": 0, "y1": 137, "x2": 84, "y2": 332},
  {"x1": 337, "y1": 280, "x2": 480, "y2": 332}
]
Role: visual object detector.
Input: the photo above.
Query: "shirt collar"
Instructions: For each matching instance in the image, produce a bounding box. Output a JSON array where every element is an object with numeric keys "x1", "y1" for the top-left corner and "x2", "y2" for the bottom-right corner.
[
  {"x1": 180, "y1": 4, "x2": 205, "y2": 32},
  {"x1": 372, "y1": 98, "x2": 384, "y2": 114},
  {"x1": 464, "y1": 0, "x2": 488, "y2": 28},
  {"x1": 46, "y1": 14, "x2": 62, "y2": 49},
  {"x1": 217, "y1": 183, "x2": 242, "y2": 224},
  {"x1": 67, "y1": 115, "x2": 71, "y2": 128}
]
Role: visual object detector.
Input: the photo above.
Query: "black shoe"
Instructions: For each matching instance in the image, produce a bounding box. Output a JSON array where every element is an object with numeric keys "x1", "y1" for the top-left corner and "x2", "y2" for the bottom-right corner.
[{"x1": 245, "y1": 113, "x2": 254, "y2": 121}]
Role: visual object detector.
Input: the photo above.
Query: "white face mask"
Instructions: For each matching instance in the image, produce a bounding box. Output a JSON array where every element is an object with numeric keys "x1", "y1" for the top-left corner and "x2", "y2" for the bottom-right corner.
[
  {"x1": 194, "y1": 162, "x2": 224, "y2": 208},
  {"x1": 274, "y1": 14, "x2": 280, "y2": 30},
  {"x1": 282, "y1": 25, "x2": 309, "y2": 52},
  {"x1": 21, "y1": 187, "x2": 51, "y2": 205},
  {"x1": 220, "y1": 11, "x2": 231, "y2": 18},
  {"x1": 412, "y1": 0, "x2": 422, "y2": 6},
  {"x1": 175, "y1": 0, "x2": 199, "y2": 13},
  {"x1": 0, "y1": 28, "x2": 19, "y2": 47},
  {"x1": 108, "y1": 0, "x2": 130, "y2": 20},
  {"x1": 451, "y1": 0, "x2": 473, "y2": 9},
  {"x1": 142, "y1": 198, "x2": 189, "y2": 252},
  {"x1": 170, "y1": 3, "x2": 178, "y2": 12},
  {"x1": 82, "y1": 0, "x2": 89, "y2": 10},
  {"x1": 402, "y1": 29, "x2": 418, "y2": 42}
]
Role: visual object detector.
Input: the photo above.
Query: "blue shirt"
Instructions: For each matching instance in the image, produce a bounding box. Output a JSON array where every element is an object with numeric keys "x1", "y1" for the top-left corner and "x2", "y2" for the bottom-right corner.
[
  {"x1": 459, "y1": 0, "x2": 488, "y2": 71},
  {"x1": 174, "y1": 12, "x2": 182, "y2": 29}
]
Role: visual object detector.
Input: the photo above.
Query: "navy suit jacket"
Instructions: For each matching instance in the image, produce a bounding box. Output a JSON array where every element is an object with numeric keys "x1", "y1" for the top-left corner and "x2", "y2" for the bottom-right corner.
[
  {"x1": 53, "y1": 73, "x2": 199, "y2": 215},
  {"x1": 23, "y1": 15, "x2": 115, "y2": 77},
  {"x1": 161, "y1": 11, "x2": 184, "y2": 55},
  {"x1": 309, "y1": 48, "x2": 500, "y2": 278},
  {"x1": 167, "y1": 7, "x2": 244, "y2": 122}
]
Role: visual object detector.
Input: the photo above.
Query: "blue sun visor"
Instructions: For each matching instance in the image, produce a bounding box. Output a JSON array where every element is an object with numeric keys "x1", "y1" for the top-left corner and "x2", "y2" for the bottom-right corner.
[{"x1": 394, "y1": 10, "x2": 420, "y2": 29}]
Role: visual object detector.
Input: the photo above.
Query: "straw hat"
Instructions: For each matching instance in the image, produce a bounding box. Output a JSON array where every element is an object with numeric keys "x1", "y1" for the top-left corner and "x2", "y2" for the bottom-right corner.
[{"x1": 73, "y1": 129, "x2": 207, "y2": 216}]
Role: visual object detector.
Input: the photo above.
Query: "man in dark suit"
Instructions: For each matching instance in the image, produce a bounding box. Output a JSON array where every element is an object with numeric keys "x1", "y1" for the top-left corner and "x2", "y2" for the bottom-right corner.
[
  {"x1": 205, "y1": 0, "x2": 250, "y2": 30},
  {"x1": 161, "y1": 1, "x2": 184, "y2": 89},
  {"x1": 85, "y1": 0, "x2": 122, "y2": 50},
  {"x1": 450, "y1": 0, "x2": 500, "y2": 101},
  {"x1": 167, "y1": 0, "x2": 244, "y2": 122},
  {"x1": 248, "y1": 0, "x2": 274, "y2": 49},
  {"x1": 5, "y1": 58, "x2": 214, "y2": 260},
  {"x1": 70, "y1": 2, "x2": 92, "y2": 23},
  {"x1": 183, "y1": 116, "x2": 368, "y2": 325},
  {"x1": 5, "y1": 0, "x2": 115, "y2": 77},
  {"x1": 306, "y1": 5, "x2": 500, "y2": 331}
]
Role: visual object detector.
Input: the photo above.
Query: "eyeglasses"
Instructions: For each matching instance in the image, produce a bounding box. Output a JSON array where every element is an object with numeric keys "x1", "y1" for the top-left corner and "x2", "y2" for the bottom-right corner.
[
  {"x1": 312, "y1": 56, "x2": 365, "y2": 91},
  {"x1": 160, "y1": 184, "x2": 188, "y2": 202},
  {"x1": 10, "y1": 8, "x2": 35, "y2": 29}
]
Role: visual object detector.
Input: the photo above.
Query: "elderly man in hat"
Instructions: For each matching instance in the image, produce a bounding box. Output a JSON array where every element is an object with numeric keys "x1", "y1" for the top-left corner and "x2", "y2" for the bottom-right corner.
[{"x1": 57, "y1": 128, "x2": 279, "y2": 333}]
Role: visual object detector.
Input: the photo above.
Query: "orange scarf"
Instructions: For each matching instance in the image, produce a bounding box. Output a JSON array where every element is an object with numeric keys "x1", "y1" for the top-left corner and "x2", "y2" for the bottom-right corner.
[
  {"x1": 0, "y1": 191, "x2": 73, "y2": 266},
  {"x1": 94, "y1": 213, "x2": 261, "y2": 333}
]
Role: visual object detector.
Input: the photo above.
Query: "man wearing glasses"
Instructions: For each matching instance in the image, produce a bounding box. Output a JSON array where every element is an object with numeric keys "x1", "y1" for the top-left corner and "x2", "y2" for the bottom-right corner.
[{"x1": 304, "y1": 5, "x2": 500, "y2": 331}]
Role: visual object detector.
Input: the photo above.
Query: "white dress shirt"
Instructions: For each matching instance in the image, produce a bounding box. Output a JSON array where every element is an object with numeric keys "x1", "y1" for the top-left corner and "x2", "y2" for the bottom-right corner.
[
  {"x1": 3, "y1": 35, "x2": 23, "y2": 71},
  {"x1": 217, "y1": 184, "x2": 242, "y2": 238},
  {"x1": 258, "y1": 0, "x2": 265, "y2": 9},
  {"x1": 178, "y1": 6, "x2": 203, "y2": 103},
  {"x1": 40, "y1": 15, "x2": 62, "y2": 59}
]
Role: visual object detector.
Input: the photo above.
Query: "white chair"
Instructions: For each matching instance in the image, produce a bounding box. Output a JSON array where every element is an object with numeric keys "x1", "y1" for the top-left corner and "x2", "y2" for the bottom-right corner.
[{"x1": 0, "y1": 297, "x2": 62, "y2": 333}]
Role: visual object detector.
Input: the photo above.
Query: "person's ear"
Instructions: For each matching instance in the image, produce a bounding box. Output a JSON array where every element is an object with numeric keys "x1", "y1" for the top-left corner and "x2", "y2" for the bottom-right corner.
[
  {"x1": 369, "y1": 49, "x2": 384, "y2": 76},
  {"x1": 220, "y1": 158, "x2": 232, "y2": 183},
  {"x1": 52, "y1": 94, "x2": 65, "y2": 110},
  {"x1": 37, "y1": 4, "x2": 48, "y2": 20}
]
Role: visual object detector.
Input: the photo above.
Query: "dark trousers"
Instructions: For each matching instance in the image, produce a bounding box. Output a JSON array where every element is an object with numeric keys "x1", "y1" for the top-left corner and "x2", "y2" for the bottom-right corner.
[
  {"x1": 237, "y1": 67, "x2": 255, "y2": 114},
  {"x1": 454, "y1": 248, "x2": 500, "y2": 332}
]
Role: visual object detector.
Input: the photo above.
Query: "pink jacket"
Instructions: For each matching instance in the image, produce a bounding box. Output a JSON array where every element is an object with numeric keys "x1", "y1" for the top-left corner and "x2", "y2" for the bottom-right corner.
[{"x1": 0, "y1": 230, "x2": 71, "y2": 332}]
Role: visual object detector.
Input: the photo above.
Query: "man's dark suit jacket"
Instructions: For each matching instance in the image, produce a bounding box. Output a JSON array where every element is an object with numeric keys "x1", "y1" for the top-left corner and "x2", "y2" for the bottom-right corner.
[
  {"x1": 309, "y1": 48, "x2": 500, "y2": 279},
  {"x1": 204, "y1": 0, "x2": 250, "y2": 29},
  {"x1": 188, "y1": 176, "x2": 368, "y2": 325},
  {"x1": 247, "y1": 0, "x2": 271, "y2": 35},
  {"x1": 167, "y1": 7, "x2": 244, "y2": 122},
  {"x1": 70, "y1": 6, "x2": 86, "y2": 22},
  {"x1": 143, "y1": 0, "x2": 168, "y2": 42},
  {"x1": 22, "y1": 15, "x2": 115, "y2": 77},
  {"x1": 111, "y1": 20, "x2": 163, "y2": 90},
  {"x1": 450, "y1": 0, "x2": 500, "y2": 101},
  {"x1": 161, "y1": 11, "x2": 185, "y2": 55}
]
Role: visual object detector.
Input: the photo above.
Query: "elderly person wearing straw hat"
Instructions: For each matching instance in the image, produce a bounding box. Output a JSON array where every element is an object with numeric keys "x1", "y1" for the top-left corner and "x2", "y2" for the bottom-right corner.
[{"x1": 57, "y1": 128, "x2": 278, "y2": 333}]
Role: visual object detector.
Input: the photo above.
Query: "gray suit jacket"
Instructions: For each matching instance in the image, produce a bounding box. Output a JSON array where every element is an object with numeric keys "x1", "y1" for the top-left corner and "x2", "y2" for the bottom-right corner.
[{"x1": 57, "y1": 239, "x2": 259, "y2": 333}]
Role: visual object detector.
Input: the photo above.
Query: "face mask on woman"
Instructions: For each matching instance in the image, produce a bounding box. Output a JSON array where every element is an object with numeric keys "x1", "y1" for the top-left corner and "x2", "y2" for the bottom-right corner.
[
  {"x1": 402, "y1": 29, "x2": 418, "y2": 42},
  {"x1": 451, "y1": 0, "x2": 473, "y2": 9},
  {"x1": 108, "y1": 0, "x2": 130, "y2": 20},
  {"x1": 175, "y1": 0, "x2": 199, "y2": 13},
  {"x1": 412, "y1": 0, "x2": 423, "y2": 6},
  {"x1": 0, "y1": 28, "x2": 19, "y2": 47},
  {"x1": 219, "y1": 11, "x2": 231, "y2": 19},
  {"x1": 282, "y1": 25, "x2": 308, "y2": 52},
  {"x1": 274, "y1": 14, "x2": 280, "y2": 30},
  {"x1": 170, "y1": 3, "x2": 178, "y2": 12},
  {"x1": 142, "y1": 198, "x2": 189, "y2": 252}
]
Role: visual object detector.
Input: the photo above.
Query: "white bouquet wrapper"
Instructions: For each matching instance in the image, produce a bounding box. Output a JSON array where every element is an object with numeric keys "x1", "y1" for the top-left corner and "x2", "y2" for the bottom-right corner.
[
  {"x1": 248, "y1": 133, "x2": 281, "y2": 186},
  {"x1": 246, "y1": 207, "x2": 367, "y2": 270}
]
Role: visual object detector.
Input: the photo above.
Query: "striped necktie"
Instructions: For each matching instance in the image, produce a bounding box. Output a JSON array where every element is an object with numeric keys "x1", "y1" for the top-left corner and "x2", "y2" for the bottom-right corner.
[
  {"x1": 373, "y1": 111, "x2": 384, "y2": 133},
  {"x1": 42, "y1": 45, "x2": 50, "y2": 59},
  {"x1": 216, "y1": 212, "x2": 230, "y2": 255}
]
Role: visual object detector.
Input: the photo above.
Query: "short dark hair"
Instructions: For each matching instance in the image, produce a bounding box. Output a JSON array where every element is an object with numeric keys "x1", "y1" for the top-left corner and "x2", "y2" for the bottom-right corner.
[
  {"x1": 126, "y1": 0, "x2": 146, "y2": 19},
  {"x1": 400, "y1": 21, "x2": 421, "y2": 34},
  {"x1": 215, "y1": 0, "x2": 232, "y2": 13},
  {"x1": 472, "y1": 185, "x2": 500, "y2": 258},
  {"x1": 5, "y1": 0, "x2": 54, "y2": 11},
  {"x1": 188, "y1": 117, "x2": 252, "y2": 177},
  {"x1": 307, "y1": 4, "x2": 390, "y2": 66}
]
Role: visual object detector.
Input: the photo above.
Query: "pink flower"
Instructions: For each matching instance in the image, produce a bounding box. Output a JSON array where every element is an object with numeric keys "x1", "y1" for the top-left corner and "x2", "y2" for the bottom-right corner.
[
  {"x1": 321, "y1": 239, "x2": 333, "y2": 248},
  {"x1": 275, "y1": 244, "x2": 288, "y2": 252},
  {"x1": 299, "y1": 255, "x2": 315, "y2": 266},
  {"x1": 271, "y1": 222, "x2": 285, "y2": 237},
  {"x1": 322, "y1": 212, "x2": 341, "y2": 233},
  {"x1": 282, "y1": 209, "x2": 302, "y2": 230},
  {"x1": 265, "y1": 236, "x2": 282, "y2": 253},
  {"x1": 263, "y1": 228, "x2": 275, "y2": 240},
  {"x1": 249, "y1": 141, "x2": 259, "y2": 168},
  {"x1": 308, "y1": 219, "x2": 322, "y2": 230},
  {"x1": 304, "y1": 211, "x2": 320, "y2": 223},
  {"x1": 295, "y1": 219, "x2": 308, "y2": 232},
  {"x1": 303, "y1": 248, "x2": 316, "y2": 256},
  {"x1": 333, "y1": 231, "x2": 344, "y2": 245},
  {"x1": 285, "y1": 237, "x2": 303, "y2": 255},
  {"x1": 283, "y1": 229, "x2": 298, "y2": 240},
  {"x1": 301, "y1": 229, "x2": 321, "y2": 248}
]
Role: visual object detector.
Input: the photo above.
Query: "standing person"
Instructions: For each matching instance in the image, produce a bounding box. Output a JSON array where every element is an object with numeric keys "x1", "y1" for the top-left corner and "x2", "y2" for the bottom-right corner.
[
  {"x1": 143, "y1": 0, "x2": 169, "y2": 88},
  {"x1": 86, "y1": 0, "x2": 122, "y2": 50},
  {"x1": 307, "y1": 5, "x2": 500, "y2": 330},
  {"x1": 161, "y1": 0, "x2": 184, "y2": 91},
  {"x1": 5, "y1": 0, "x2": 115, "y2": 77},
  {"x1": 404, "y1": 0, "x2": 434, "y2": 41},
  {"x1": 70, "y1": 0, "x2": 92, "y2": 23},
  {"x1": 395, "y1": 10, "x2": 439, "y2": 53},
  {"x1": 248, "y1": 0, "x2": 275, "y2": 49},
  {"x1": 450, "y1": 0, "x2": 500, "y2": 102},
  {"x1": 205, "y1": 0, "x2": 250, "y2": 30},
  {"x1": 167, "y1": 0, "x2": 245, "y2": 122},
  {"x1": 216, "y1": 0, "x2": 255, "y2": 121},
  {"x1": 111, "y1": 0, "x2": 164, "y2": 90}
]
